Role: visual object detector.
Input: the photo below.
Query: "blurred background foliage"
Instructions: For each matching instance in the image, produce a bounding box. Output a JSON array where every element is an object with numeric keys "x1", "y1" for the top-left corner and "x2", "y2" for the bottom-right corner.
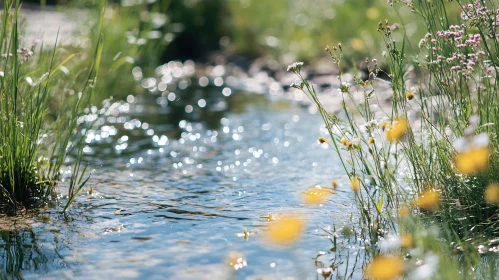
[
  {"x1": 27, "y1": 0, "x2": 432, "y2": 63},
  {"x1": 23, "y1": 0, "x2": 463, "y2": 102}
]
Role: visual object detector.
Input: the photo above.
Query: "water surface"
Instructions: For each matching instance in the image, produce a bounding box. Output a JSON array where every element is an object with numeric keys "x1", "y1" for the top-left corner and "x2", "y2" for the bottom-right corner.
[{"x1": 1, "y1": 78, "x2": 363, "y2": 279}]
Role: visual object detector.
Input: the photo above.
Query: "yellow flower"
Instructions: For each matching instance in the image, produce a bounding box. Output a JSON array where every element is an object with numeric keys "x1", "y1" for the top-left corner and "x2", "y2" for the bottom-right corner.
[
  {"x1": 318, "y1": 136, "x2": 328, "y2": 144},
  {"x1": 265, "y1": 216, "x2": 305, "y2": 246},
  {"x1": 340, "y1": 138, "x2": 348, "y2": 146},
  {"x1": 385, "y1": 117, "x2": 408, "y2": 142},
  {"x1": 380, "y1": 121, "x2": 389, "y2": 131},
  {"x1": 415, "y1": 189, "x2": 440, "y2": 211},
  {"x1": 400, "y1": 234, "x2": 413, "y2": 248},
  {"x1": 368, "y1": 137, "x2": 375, "y2": 144},
  {"x1": 364, "y1": 255, "x2": 404, "y2": 280},
  {"x1": 332, "y1": 180, "x2": 338, "y2": 190},
  {"x1": 454, "y1": 146, "x2": 489, "y2": 175},
  {"x1": 398, "y1": 205, "x2": 410, "y2": 217},
  {"x1": 406, "y1": 91, "x2": 414, "y2": 100},
  {"x1": 350, "y1": 176, "x2": 360, "y2": 192},
  {"x1": 485, "y1": 183, "x2": 499, "y2": 204},
  {"x1": 303, "y1": 186, "x2": 331, "y2": 204},
  {"x1": 347, "y1": 141, "x2": 353, "y2": 148}
]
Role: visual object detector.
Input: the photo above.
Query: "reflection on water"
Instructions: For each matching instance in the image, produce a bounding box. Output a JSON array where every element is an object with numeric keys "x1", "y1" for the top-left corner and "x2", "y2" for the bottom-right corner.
[
  {"x1": 1, "y1": 65, "x2": 363, "y2": 279},
  {"x1": 0, "y1": 213, "x2": 70, "y2": 280}
]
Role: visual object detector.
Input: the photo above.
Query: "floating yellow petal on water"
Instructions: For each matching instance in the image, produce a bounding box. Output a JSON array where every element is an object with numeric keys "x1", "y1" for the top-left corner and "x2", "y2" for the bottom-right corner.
[
  {"x1": 385, "y1": 118, "x2": 408, "y2": 142},
  {"x1": 364, "y1": 255, "x2": 404, "y2": 280},
  {"x1": 303, "y1": 187, "x2": 331, "y2": 204},
  {"x1": 415, "y1": 189, "x2": 440, "y2": 211},
  {"x1": 454, "y1": 146, "x2": 489, "y2": 175},
  {"x1": 350, "y1": 176, "x2": 360, "y2": 192},
  {"x1": 485, "y1": 183, "x2": 499, "y2": 204},
  {"x1": 265, "y1": 216, "x2": 305, "y2": 246}
]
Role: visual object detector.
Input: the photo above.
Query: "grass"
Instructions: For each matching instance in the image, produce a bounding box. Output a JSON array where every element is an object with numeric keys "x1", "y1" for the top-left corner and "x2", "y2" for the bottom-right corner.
[
  {"x1": 228, "y1": 0, "x2": 428, "y2": 66},
  {"x1": 286, "y1": 0, "x2": 499, "y2": 278},
  {"x1": 0, "y1": 0, "x2": 106, "y2": 212},
  {"x1": 61, "y1": 0, "x2": 171, "y2": 104}
]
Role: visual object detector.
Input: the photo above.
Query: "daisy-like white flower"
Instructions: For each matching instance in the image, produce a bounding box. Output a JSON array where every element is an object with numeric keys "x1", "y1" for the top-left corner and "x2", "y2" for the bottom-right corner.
[{"x1": 287, "y1": 62, "x2": 304, "y2": 73}]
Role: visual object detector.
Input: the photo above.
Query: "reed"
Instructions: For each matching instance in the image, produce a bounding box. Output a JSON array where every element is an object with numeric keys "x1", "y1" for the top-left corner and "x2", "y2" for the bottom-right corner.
[{"x1": 0, "y1": 0, "x2": 106, "y2": 212}]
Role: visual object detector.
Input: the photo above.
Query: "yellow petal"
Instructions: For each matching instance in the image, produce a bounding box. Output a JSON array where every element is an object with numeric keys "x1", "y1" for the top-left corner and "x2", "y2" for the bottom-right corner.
[
  {"x1": 350, "y1": 176, "x2": 360, "y2": 192},
  {"x1": 303, "y1": 187, "x2": 331, "y2": 204},
  {"x1": 365, "y1": 255, "x2": 404, "y2": 280},
  {"x1": 318, "y1": 136, "x2": 328, "y2": 144},
  {"x1": 454, "y1": 146, "x2": 489, "y2": 175},
  {"x1": 265, "y1": 216, "x2": 305, "y2": 246},
  {"x1": 385, "y1": 117, "x2": 408, "y2": 142},
  {"x1": 485, "y1": 183, "x2": 499, "y2": 204},
  {"x1": 415, "y1": 189, "x2": 440, "y2": 211}
]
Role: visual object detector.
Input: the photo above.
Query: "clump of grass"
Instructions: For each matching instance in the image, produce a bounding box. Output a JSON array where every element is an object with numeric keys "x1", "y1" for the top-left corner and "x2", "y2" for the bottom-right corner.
[
  {"x1": 0, "y1": 0, "x2": 106, "y2": 212},
  {"x1": 287, "y1": 0, "x2": 499, "y2": 278}
]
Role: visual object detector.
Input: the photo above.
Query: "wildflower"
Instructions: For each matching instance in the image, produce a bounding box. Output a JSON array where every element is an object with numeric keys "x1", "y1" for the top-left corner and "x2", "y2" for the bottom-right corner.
[
  {"x1": 317, "y1": 267, "x2": 333, "y2": 278},
  {"x1": 380, "y1": 121, "x2": 389, "y2": 131},
  {"x1": 454, "y1": 146, "x2": 489, "y2": 175},
  {"x1": 332, "y1": 180, "x2": 338, "y2": 190},
  {"x1": 340, "y1": 138, "x2": 348, "y2": 146},
  {"x1": 406, "y1": 91, "x2": 414, "y2": 100},
  {"x1": 485, "y1": 183, "x2": 499, "y2": 204},
  {"x1": 340, "y1": 82, "x2": 350, "y2": 93},
  {"x1": 303, "y1": 185, "x2": 331, "y2": 204},
  {"x1": 368, "y1": 137, "x2": 375, "y2": 144},
  {"x1": 265, "y1": 215, "x2": 305, "y2": 246},
  {"x1": 290, "y1": 80, "x2": 304, "y2": 90},
  {"x1": 410, "y1": 253, "x2": 439, "y2": 279},
  {"x1": 318, "y1": 136, "x2": 328, "y2": 144},
  {"x1": 236, "y1": 228, "x2": 256, "y2": 240},
  {"x1": 385, "y1": 118, "x2": 408, "y2": 142},
  {"x1": 17, "y1": 47, "x2": 34, "y2": 63},
  {"x1": 415, "y1": 189, "x2": 440, "y2": 211},
  {"x1": 350, "y1": 176, "x2": 360, "y2": 192},
  {"x1": 259, "y1": 213, "x2": 277, "y2": 221},
  {"x1": 287, "y1": 62, "x2": 304, "y2": 73},
  {"x1": 364, "y1": 255, "x2": 404, "y2": 280}
]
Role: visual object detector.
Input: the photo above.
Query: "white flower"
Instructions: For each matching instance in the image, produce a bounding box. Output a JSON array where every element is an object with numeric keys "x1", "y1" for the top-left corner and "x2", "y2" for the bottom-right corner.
[
  {"x1": 378, "y1": 235, "x2": 402, "y2": 252},
  {"x1": 287, "y1": 62, "x2": 304, "y2": 72},
  {"x1": 410, "y1": 253, "x2": 439, "y2": 280}
]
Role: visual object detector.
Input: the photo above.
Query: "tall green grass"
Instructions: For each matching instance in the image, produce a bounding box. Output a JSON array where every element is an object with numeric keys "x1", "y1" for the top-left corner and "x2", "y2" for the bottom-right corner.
[
  {"x1": 64, "y1": 0, "x2": 171, "y2": 104},
  {"x1": 0, "y1": 0, "x2": 106, "y2": 212}
]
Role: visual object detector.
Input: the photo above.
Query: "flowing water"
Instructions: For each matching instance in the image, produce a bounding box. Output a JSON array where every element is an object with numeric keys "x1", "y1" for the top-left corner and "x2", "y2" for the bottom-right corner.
[{"x1": 0, "y1": 72, "x2": 364, "y2": 279}]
